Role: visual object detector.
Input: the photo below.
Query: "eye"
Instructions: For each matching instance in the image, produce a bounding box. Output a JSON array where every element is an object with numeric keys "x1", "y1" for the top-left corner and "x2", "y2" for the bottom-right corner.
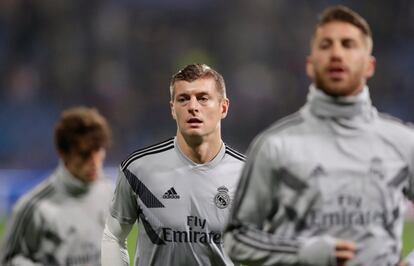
[
  {"x1": 318, "y1": 39, "x2": 331, "y2": 50},
  {"x1": 199, "y1": 96, "x2": 208, "y2": 102},
  {"x1": 342, "y1": 39, "x2": 357, "y2": 49},
  {"x1": 176, "y1": 96, "x2": 188, "y2": 103}
]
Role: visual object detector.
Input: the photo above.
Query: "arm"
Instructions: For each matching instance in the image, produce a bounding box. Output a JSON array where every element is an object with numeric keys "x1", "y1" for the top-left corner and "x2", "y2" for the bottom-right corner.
[
  {"x1": 101, "y1": 167, "x2": 139, "y2": 266},
  {"x1": 401, "y1": 252, "x2": 414, "y2": 266},
  {"x1": 101, "y1": 216, "x2": 133, "y2": 266},
  {"x1": 224, "y1": 134, "x2": 353, "y2": 266}
]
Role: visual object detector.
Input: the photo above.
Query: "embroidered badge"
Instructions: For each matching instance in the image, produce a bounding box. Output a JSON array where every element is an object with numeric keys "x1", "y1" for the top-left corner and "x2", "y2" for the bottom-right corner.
[{"x1": 214, "y1": 186, "x2": 230, "y2": 209}]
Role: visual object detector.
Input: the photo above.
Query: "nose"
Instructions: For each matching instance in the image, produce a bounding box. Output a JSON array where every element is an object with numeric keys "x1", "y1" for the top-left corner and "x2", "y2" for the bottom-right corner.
[
  {"x1": 87, "y1": 150, "x2": 105, "y2": 169},
  {"x1": 188, "y1": 97, "x2": 199, "y2": 113},
  {"x1": 330, "y1": 42, "x2": 344, "y2": 61}
]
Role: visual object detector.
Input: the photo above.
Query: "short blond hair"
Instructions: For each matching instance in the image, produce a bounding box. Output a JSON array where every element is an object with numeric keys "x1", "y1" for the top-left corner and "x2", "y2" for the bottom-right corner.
[{"x1": 169, "y1": 64, "x2": 226, "y2": 100}]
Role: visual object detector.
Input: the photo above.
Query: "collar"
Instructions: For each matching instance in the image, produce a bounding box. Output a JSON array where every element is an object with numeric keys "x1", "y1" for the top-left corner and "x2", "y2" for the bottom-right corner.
[
  {"x1": 54, "y1": 162, "x2": 92, "y2": 195},
  {"x1": 174, "y1": 137, "x2": 225, "y2": 170},
  {"x1": 307, "y1": 84, "x2": 373, "y2": 119}
]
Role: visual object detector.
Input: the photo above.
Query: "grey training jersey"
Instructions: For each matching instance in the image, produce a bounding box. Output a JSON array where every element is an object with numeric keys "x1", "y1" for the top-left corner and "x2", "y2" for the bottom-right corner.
[
  {"x1": 110, "y1": 137, "x2": 245, "y2": 266},
  {"x1": 225, "y1": 86, "x2": 414, "y2": 266},
  {"x1": 0, "y1": 163, "x2": 112, "y2": 266}
]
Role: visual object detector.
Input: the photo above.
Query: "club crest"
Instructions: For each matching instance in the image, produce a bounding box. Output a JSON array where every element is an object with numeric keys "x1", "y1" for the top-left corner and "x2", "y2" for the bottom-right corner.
[{"x1": 214, "y1": 186, "x2": 230, "y2": 209}]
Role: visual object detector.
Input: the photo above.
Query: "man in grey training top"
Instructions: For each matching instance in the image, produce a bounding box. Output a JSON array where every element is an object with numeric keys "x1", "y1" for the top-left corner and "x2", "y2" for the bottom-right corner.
[
  {"x1": 0, "y1": 106, "x2": 113, "y2": 266},
  {"x1": 224, "y1": 6, "x2": 414, "y2": 266},
  {"x1": 101, "y1": 63, "x2": 245, "y2": 266}
]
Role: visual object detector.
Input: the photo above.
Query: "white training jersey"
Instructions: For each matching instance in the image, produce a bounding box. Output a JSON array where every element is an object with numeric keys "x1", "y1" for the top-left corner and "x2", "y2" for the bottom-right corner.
[
  {"x1": 225, "y1": 86, "x2": 414, "y2": 266},
  {"x1": 0, "y1": 163, "x2": 113, "y2": 266},
  {"x1": 110, "y1": 137, "x2": 245, "y2": 266}
]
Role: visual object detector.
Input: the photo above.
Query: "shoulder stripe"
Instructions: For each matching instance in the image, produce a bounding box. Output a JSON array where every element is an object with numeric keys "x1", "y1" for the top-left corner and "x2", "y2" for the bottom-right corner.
[
  {"x1": 121, "y1": 138, "x2": 174, "y2": 169},
  {"x1": 122, "y1": 169, "x2": 165, "y2": 208},
  {"x1": 225, "y1": 145, "x2": 246, "y2": 159},
  {"x1": 2, "y1": 181, "x2": 55, "y2": 263},
  {"x1": 121, "y1": 144, "x2": 174, "y2": 170},
  {"x1": 225, "y1": 150, "x2": 246, "y2": 162}
]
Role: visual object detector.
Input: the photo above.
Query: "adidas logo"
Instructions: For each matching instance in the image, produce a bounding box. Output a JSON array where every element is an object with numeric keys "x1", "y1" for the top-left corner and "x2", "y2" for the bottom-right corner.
[
  {"x1": 162, "y1": 187, "x2": 180, "y2": 199},
  {"x1": 310, "y1": 165, "x2": 326, "y2": 178}
]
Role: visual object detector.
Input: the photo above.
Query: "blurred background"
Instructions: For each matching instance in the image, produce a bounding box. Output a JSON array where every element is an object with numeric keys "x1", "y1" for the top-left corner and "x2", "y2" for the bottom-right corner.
[
  {"x1": 1, "y1": 0, "x2": 414, "y2": 170},
  {"x1": 0, "y1": 0, "x2": 414, "y2": 226},
  {"x1": 1, "y1": 0, "x2": 414, "y2": 259}
]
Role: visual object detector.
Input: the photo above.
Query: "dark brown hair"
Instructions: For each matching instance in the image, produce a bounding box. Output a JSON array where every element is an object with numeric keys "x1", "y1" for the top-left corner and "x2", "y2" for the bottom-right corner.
[
  {"x1": 169, "y1": 63, "x2": 226, "y2": 100},
  {"x1": 54, "y1": 107, "x2": 111, "y2": 155}
]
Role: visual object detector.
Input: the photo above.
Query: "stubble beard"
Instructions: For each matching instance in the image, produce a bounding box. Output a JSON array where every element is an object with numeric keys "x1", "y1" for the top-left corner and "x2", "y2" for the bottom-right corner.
[{"x1": 313, "y1": 69, "x2": 363, "y2": 97}]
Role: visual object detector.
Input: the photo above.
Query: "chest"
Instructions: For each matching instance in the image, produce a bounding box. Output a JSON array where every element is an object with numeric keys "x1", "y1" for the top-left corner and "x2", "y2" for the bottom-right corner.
[
  {"x1": 137, "y1": 166, "x2": 240, "y2": 231},
  {"x1": 35, "y1": 194, "x2": 108, "y2": 265},
  {"x1": 277, "y1": 133, "x2": 408, "y2": 212}
]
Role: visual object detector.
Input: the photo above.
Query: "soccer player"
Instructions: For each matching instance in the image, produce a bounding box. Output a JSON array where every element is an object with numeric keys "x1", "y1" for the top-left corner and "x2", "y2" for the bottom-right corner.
[
  {"x1": 0, "y1": 107, "x2": 113, "y2": 266},
  {"x1": 101, "y1": 63, "x2": 245, "y2": 266},
  {"x1": 224, "y1": 5, "x2": 414, "y2": 266}
]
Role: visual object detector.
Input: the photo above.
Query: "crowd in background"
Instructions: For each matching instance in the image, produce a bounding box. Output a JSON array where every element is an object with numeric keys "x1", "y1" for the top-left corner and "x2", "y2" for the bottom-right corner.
[{"x1": 1, "y1": 0, "x2": 414, "y2": 168}]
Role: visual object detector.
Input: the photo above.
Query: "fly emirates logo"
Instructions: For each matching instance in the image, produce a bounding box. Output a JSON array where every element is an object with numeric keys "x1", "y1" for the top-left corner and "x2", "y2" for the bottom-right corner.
[
  {"x1": 161, "y1": 216, "x2": 222, "y2": 244},
  {"x1": 307, "y1": 194, "x2": 390, "y2": 227}
]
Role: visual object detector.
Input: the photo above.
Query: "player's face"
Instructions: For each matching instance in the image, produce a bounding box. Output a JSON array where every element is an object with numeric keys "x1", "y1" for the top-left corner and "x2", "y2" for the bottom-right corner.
[
  {"x1": 307, "y1": 21, "x2": 375, "y2": 96},
  {"x1": 170, "y1": 78, "x2": 228, "y2": 140},
  {"x1": 62, "y1": 145, "x2": 106, "y2": 184}
]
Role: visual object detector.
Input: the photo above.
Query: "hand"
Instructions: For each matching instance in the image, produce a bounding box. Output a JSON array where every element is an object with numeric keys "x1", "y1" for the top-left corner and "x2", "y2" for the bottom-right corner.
[
  {"x1": 398, "y1": 261, "x2": 407, "y2": 266},
  {"x1": 335, "y1": 240, "x2": 356, "y2": 266}
]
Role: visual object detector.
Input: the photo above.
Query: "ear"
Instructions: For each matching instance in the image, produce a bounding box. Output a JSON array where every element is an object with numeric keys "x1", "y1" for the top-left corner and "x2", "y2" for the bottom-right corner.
[
  {"x1": 306, "y1": 56, "x2": 314, "y2": 79},
  {"x1": 170, "y1": 101, "x2": 176, "y2": 120},
  {"x1": 365, "y1": 55, "x2": 376, "y2": 78},
  {"x1": 220, "y1": 98, "x2": 229, "y2": 119}
]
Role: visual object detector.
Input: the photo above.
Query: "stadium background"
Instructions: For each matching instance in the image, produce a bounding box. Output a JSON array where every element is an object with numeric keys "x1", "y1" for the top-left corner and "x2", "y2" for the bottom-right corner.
[{"x1": 0, "y1": 0, "x2": 413, "y2": 262}]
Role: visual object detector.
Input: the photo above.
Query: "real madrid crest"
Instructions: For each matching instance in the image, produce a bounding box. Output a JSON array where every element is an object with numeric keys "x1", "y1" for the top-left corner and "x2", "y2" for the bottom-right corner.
[{"x1": 214, "y1": 186, "x2": 230, "y2": 209}]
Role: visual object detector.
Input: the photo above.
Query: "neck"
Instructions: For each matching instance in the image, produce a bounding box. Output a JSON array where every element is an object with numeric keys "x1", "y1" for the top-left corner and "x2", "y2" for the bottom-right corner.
[
  {"x1": 176, "y1": 132, "x2": 222, "y2": 164},
  {"x1": 307, "y1": 84, "x2": 373, "y2": 119}
]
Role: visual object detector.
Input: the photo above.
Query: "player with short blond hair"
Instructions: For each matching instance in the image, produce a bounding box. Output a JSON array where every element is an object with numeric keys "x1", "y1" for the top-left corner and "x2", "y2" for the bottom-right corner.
[{"x1": 102, "y1": 64, "x2": 245, "y2": 266}]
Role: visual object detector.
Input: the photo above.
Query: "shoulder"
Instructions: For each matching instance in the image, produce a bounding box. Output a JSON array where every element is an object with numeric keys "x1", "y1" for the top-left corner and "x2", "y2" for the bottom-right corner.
[
  {"x1": 93, "y1": 177, "x2": 114, "y2": 195},
  {"x1": 120, "y1": 137, "x2": 175, "y2": 171},
  {"x1": 265, "y1": 111, "x2": 305, "y2": 136},
  {"x1": 11, "y1": 177, "x2": 55, "y2": 219},
  {"x1": 252, "y1": 111, "x2": 305, "y2": 149},
  {"x1": 377, "y1": 112, "x2": 414, "y2": 129},
  {"x1": 376, "y1": 112, "x2": 414, "y2": 138}
]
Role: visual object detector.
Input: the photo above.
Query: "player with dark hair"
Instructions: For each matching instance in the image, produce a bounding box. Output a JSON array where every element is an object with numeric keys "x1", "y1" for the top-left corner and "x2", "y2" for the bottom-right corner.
[
  {"x1": 101, "y1": 63, "x2": 245, "y2": 266},
  {"x1": 0, "y1": 106, "x2": 113, "y2": 266},
  {"x1": 224, "y1": 6, "x2": 414, "y2": 266}
]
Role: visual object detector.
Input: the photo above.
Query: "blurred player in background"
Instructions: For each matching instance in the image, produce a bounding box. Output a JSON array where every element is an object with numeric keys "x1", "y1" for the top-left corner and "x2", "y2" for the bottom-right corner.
[
  {"x1": 0, "y1": 106, "x2": 113, "y2": 266},
  {"x1": 225, "y1": 5, "x2": 414, "y2": 266},
  {"x1": 101, "y1": 63, "x2": 245, "y2": 266}
]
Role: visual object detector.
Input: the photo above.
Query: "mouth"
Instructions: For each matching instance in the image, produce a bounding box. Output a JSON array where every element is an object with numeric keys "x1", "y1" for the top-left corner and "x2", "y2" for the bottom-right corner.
[
  {"x1": 187, "y1": 118, "x2": 203, "y2": 127},
  {"x1": 327, "y1": 66, "x2": 347, "y2": 80}
]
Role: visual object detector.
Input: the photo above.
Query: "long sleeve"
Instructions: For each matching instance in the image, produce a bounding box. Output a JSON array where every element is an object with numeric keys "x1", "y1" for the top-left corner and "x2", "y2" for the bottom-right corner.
[
  {"x1": 101, "y1": 215, "x2": 133, "y2": 266},
  {"x1": 404, "y1": 251, "x2": 414, "y2": 266},
  {"x1": 0, "y1": 197, "x2": 43, "y2": 266},
  {"x1": 224, "y1": 134, "x2": 336, "y2": 266}
]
